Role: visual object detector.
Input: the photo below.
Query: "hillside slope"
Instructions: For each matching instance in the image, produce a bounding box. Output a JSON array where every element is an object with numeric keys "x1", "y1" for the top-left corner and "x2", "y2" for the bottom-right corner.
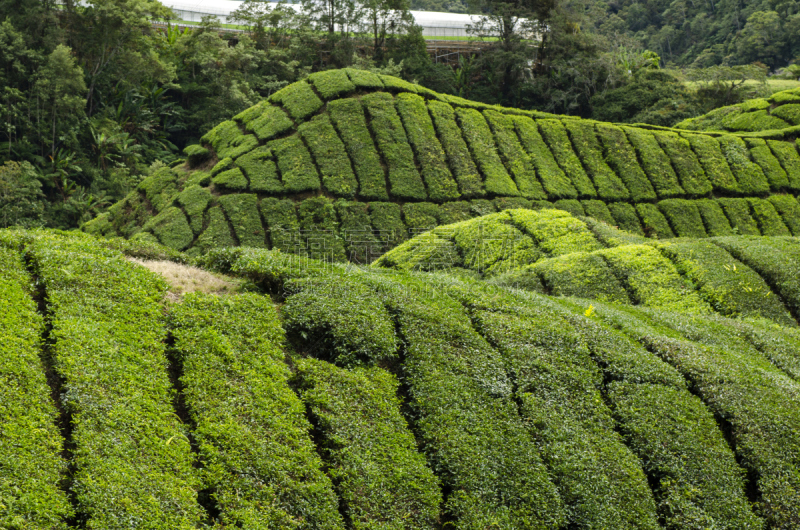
[
  {"x1": 677, "y1": 87, "x2": 800, "y2": 132},
  {"x1": 83, "y1": 69, "x2": 800, "y2": 259},
  {"x1": 4, "y1": 228, "x2": 800, "y2": 529},
  {"x1": 376, "y1": 208, "x2": 800, "y2": 326}
]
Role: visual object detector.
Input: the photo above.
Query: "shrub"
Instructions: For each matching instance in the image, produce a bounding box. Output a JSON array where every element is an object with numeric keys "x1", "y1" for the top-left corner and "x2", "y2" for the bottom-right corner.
[
  {"x1": 369, "y1": 202, "x2": 407, "y2": 250},
  {"x1": 537, "y1": 119, "x2": 598, "y2": 197},
  {"x1": 581, "y1": 215, "x2": 649, "y2": 247},
  {"x1": 636, "y1": 203, "x2": 675, "y2": 239},
  {"x1": 297, "y1": 196, "x2": 346, "y2": 262},
  {"x1": 378, "y1": 74, "x2": 418, "y2": 93},
  {"x1": 0, "y1": 246, "x2": 73, "y2": 529},
  {"x1": 232, "y1": 100, "x2": 269, "y2": 125},
  {"x1": 403, "y1": 202, "x2": 440, "y2": 233},
  {"x1": 608, "y1": 202, "x2": 645, "y2": 236},
  {"x1": 484, "y1": 110, "x2": 546, "y2": 199},
  {"x1": 513, "y1": 116, "x2": 578, "y2": 199},
  {"x1": 563, "y1": 121, "x2": 630, "y2": 200},
  {"x1": 334, "y1": 200, "x2": 380, "y2": 263},
  {"x1": 600, "y1": 244, "x2": 712, "y2": 314},
  {"x1": 695, "y1": 199, "x2": 735, "y2": 236},
  {"x1": 396, "y1": 94, "x2": 460, "y2": 201},
  {"x1": 745, "y1": 138, "x2": 789, "y2": 189},
  {"x1": 374, "y1": 230, "x2": 461, "y2": 272},
  {"x1": 581, "y1": 200, "x2": 616, "y2": 225},
  {"x1": 657, "y1": 199, "x2": 706, "y2": 238},
  {"x1": 455, "y1": 107, "x2": 520, "y2": 196},
  {"x1": 553, "y1": 198, "x2": 585, "y2": 216},
  {"x1": 596, "y1": 124, "x2": 656, "y2": 201},
  {"x1": 717, "y1": 135, "x2": 770, "y2": 194},
  {"x1": 363, "y1": 92, "x2": 427, "y2": 200},
  {"x1": 427, "y1": 101, "x2": 484, "y2": 197},
  {"x1": 143, "y1": 206, "x2": 195, "y2": 251},
  {"x1": 439, "y1": 201, "x2": 475, "y2": 224},
  {"x1": 770, "y1": 103, "x2": 800, "y2": 125},
  {"x1": 168, "y1": 294, "x2": 344, "y2": 529},
  {"x1": 532, "y1": 251, "x2": 629, "y2": 303},
  {"x1": 327, "y1": 98, "x2": 388, "y2": 200},
  {"x1": 344, "y1": 68, "x2": 384, "y2": 89},
  {"x1": 269, "y1": 80, "x2": 324, "y2": 120},
  {"x1": 139, "y1": 167, "x2": 180, "y2": 213},
  {"x1": 724, "y1": 109, "x2": 789, "y2": 131},
  {"x1": 194, "y1": 206, "x2": 235, "y2": 253},
  {"x1": 681, "y1": 133, "x2": 739, "y2": 193},
  {"x1": 508, "y1": 208, "x2": 603, "y2": 257},
  {"x1": 183, "y1": 144, "x2": 210, "y2": 166},
  {"x1": 260, "y1": 197, "x2": 300, "y2": 253},
  {"x1": 236, "y1": 146, "x2": 283, "y2": 193},
  {"x1": 471, "y1": 198, "x2": 498, "y2": 215},
  {"x1": 767, "y1": 194, "x2": 800, "y2": 235},
  {"x1": 210, "y1": 157, "x2": 233, "y2": 176},
  {"x1": 766, "y1": 139, "x2": 800, "y2": 191},
  {"x1": 494, "y1": 196, "x2": 533, "y2": 211},
  {"x1": 26, "y1": 233, "x2": 203, "y2": 528},
  {"x1": 653, "y1": 131, "x2": 713, "y2": 196},
  {"x1": 451, "y1": 212, "x2": 539, "y2": 274},
  {"x1": 268, "y1": 135, "x2": 321, "y2": 193},
  {"x1": 294, "y1": 359, "x2": 442, "y2": 530},
  {"x1": 211, "y1": 167, "x2": 248, "y2": 191},
  {"x1": 299, "y1": 114, "x2": 358, "y2": 197},
  {"x1": 175, "y1": 185, "x2": 212, "y2": 235},
  {"x1": 245, "y1": 104, "x2": 295, "y2": 141},
  {"x1": 747, "y1": 198, "x2": 790, "y2": 236},
  {"x1": 308, "y1": 69, "x2": 356, "y2": 99},
  {"x1": 717, "y1": 198, "x2": 760, "y2": 235},
  {"x1": 218, "y1": 194, "x2": 266, "y2": 248},
  {"x1": 658, "y1": 239, "x2": 794, "y2": 325},
  {"x1": 623, "y1": 127, "x2": 685, "y2": 198}
]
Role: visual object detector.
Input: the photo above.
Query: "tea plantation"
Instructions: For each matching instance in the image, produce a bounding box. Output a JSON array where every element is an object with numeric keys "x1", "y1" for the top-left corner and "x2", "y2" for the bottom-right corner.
[
  {"x1": 677, "y1": 87, "x2": 800, "y2": 133},
  {"x1": 4, "y1": 226, "x2": 800, "y2": 529},
  {"x1": 82, "y1": 69, "x2": 800, "y2": 260}
]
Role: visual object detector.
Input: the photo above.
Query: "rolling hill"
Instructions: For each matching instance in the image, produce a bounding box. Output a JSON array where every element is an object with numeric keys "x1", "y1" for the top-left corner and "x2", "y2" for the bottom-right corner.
[
  {"x1": 4, "y1": 227, "x2": 800, "y2": 529},
  {"x1": 82, "y1": 69, "x2": 800, "y2": 259},
  {"x1": 676, "y1": 87, "x2": 800, "y2": 133}
]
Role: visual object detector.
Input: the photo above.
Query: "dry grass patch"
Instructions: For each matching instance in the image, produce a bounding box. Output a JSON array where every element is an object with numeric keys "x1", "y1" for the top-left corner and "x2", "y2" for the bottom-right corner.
[{"x1": 129, "y1": 258, "x2": 240, "y2": 298}]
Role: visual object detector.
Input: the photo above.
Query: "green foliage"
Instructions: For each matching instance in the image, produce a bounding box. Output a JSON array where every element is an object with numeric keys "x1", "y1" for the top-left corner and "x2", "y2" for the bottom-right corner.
[
  {"x1": 533, "y1": 251, "x2": 629, "y2": 302},
  {"x1": 717, "y1": 135, "x2": 770, "y2": 195},
  {"x1": 168, "y1": 293, "x2": 345, "y2": 529},
  {"x1": 553, "y1": 198, "x2": 585, "y2": 216},
  {"x1": 210, "y1": 157, "x2": 234, "y2": 177},
  {"x1": 139, "y1": 166, "x2": 180, "y2": 212},
  {"x1": 623, "y1": 127, "x2": 685, "y2": 198},
  {"x1": 202, "y1": 120, "x2": 257, "y2": 160},
  {"x1": 0, "y1": 246, "x2": 72, "y2": 529},
  {"x1": 297, "y1": 196, "x2": 346, "y2": 261},
  {"x1": 653, "y1": 131, "x2": 712, "y2": 196},
  {"x1": 484, "y1": 110, "x2": 546, "y2": 199},
  {"x1": 245, "y1": 104, "x2": 296, "y2": 141},
  {"x1": 695, "y1": 199, "x2": 734, "y2": 236},
  {"x1": 0, "y1": 161, "x2": 45, "y2": 228},
  {"x1": 212, "y1": 167, "x2": 248, "y2": 191},
  {"x1": 219, "y1": 193, "x2": 266, "y2": 247},
  {"x1": 658, "y1": 239, "x2": 794, "y2": 325},
  {"x1": 260, "y1": 197, "x2": 300, "y2": 252},
  {"x1": 396, "y1": 94, "x2": 460, "y2": 201},
  {"x1": 538, "y1": 119, "x2": 598, "y2": 197},
  {"x1": 456, "y1": 107, "x2": 520, "y2": 196},
  {"x1": 269, "y1": 80, "x2": 324, "y2": 120},
  {"x1": 770, "y1": 103, "x2": 800, "y2": 126},
  {"x1": 363, "y1": 92, "x2": 427, "y2": 200},
  {"x1": 636, "y1": 203, "x2": 675, "y2": 239},
  {"x1": 766, "y1": 140, "x2": 800, "y2": 191},
  {"x1": 724, "y1": 109, "x2": 789, "y2": 132},
  {"x1": 334, "y1": 200, "x2": 379, "y2": 263},
  {"x1": 600, "y1": 244, "x2": 712, "y2": 314},
  {"x1": 403, "y1": 202, "x2": 440, "y2": 232},
  {"x1": 513, "y1": 116, "x2": 578, "y2": 199},
  {"x1": 745, "y1": 138, "x2": 789, "y2": 189},
  {"x1": 564, "y1": 121, "x2": 630, "y2": 200},
  {"x1": 24, "y1": 233, "x2": 203, "y2": 527},
  {"x1": 369, "y1": 201, "x2": 408, "y2": 250},
  {"x1": 268, "y1": 135, "x2": 321, "y2": 193},
  {"x1": 597, "y1": 124, "x2": 656, "y2": 201},
  {"x1": 374, "y1": 231, "x2": 461, "y2": 272},
  {"x1": 657, "y1": 199, "x2": 707, "y2": 238},
  {"x1": 451, "y1": 212, "x2": 539, "y2": 274},
  {"x1": 608, "y1": 202, "x2": 644, "y2": 235},
  {"x1": 299, "y1": 114, "x2": 358, "y2": 197},
  {"x1": 236, "y1": 146, "x2": 283, "y2": 193},
  {"x1": 747, "y1": 198, "x2": 790, "y2": 236},
  {"x1": 581, "y1": 199, "x2": 616, "y2": 225},
  {"x1": 345, "y1": 68, "x2": 384, "y2": 89},
  {"x1": 767, "y1": 194, "x2": 800, "y2": 235},
  {"x1": 183, "y1": 144, "x2": 210, "y2": 166},
  {"x1": 427, "y1": 101, "x2": 485, "y2": 197},
  {"x1": 509, "y1": 208, "x2": 602, "y2": 257},
  {"x1": 494, "y1": 196, "x2": 533, "y2": 211},
  {"x1": 194, "y1": 206, "x2": 235, "y2": 254},
  {"x1": 378, "y1": 74, "x2": 418, "y2": 93},
  {"x1": 308, "y1": 69, "x2": 356, "y2": 99},
  {"x1": 439, "y1": 201, "x2": 475, "y2": 223},
  {"x1": 295, "y1": 359, "x2": 442, "y2": 530},
  {"x1": 681, "y1": 134, "x2": 739, "y2": 193},
  {"x1": 143, "y1": 206, "x2": 195, "y2": 250},
  {"x1": 717, "y1": 198, "x2": 760, "y2": 235},
  {"x1": 328, "y1": 98, "x2": 388, "y2": 201}
]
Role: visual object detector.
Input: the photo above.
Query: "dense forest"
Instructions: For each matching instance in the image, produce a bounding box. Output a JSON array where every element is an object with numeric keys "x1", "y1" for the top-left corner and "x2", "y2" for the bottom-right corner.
[{"x1": 0, "y1": 0, "x2": 796, "y2": 231}]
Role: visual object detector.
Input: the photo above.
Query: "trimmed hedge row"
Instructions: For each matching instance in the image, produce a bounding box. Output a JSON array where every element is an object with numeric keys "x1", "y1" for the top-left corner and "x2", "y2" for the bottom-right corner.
[
  {"x1": 269, "y1": 80, "x2": 324, "y2": 120},
  {"x1": 636, "y1": 203, "x2": 675, "y2": 239},
  {"x1": 456, "y1": 107, "x2": 520, "y2": 196},
  {"x1": 268, "y1": 134, "x2": 321, "y2": 193},
  {"x1": 514, "y1": 116, "x2": 578, "y2": 199},
  {"x1": 718, "y1": 135, "x2": 770, "y2": 194},
  {"x1": 623, "y1": 127, "x2": 685, "y2": 198},
  {"x1": 427, "y1": 101, "x2": 485, "y2": 197},
  {"x1": 451, "y1": 212, "x2": 539, "y2": 273},
  {"x1": 597, "y1": 124, "x2": 656, "y2": 202},
  {"x1": 299, "y1": 114, "x2": 359, "y2": 197},
  {"x1": 295, "y1": 359, "x2": 442, "y2": 530},
  {"x1": 508, "y1": 208, "x2": 602, "y2": 257},
  {"x1": 657, "y1": 199, "x2": 706, "y2": 238},
  {"x1": 564, "y1": 120, "x2": 630, "y2": 200},
  {"x1": 653, "y1": 131, "x2": 713, "y2": 195},
  {"x1": 142, "y1": 206, "x2": 195, "y2": 251},
  {"x1": 244, "y1": 103, "x2": 295, "y2": 142},
  {"x1": 484, "y1": 110, "x2": 546, "y2": 199},
  {"x1": 335, "y1": 200, "x2": 381, "y2": 263},
  {"x1": 217, "y1": 193, "x2": 266, "y2": 248},
  {"x1": 26, "y1": 232, "x2": 203, "y2": 528},
  {"x1": 168, "y1": 293, "x2": 344, "y2": 529},
  {"x1": 308, "y1": 69, "x2": 356, "y2": 99},
  {"x1": 745, "y1": 138, "x2": 789, "y2": 189},
  {"x1": 0, "y1": 245, "x2": 72, "y2": 529},
  {"x1": 767, "y1": 139, "x2": 800, "y2": 191},
  {"x1": 236, "y1": 146, "x2": 283, "y2": 193},
  {"x1": 538, "y1": 119, "x2": 598, "y2": 197},
  {"x1": 532, "y1": 251, "x2": 630, "y2": 302},
  {"x1": 682, "y1": 133, "x2": 740, "y2": 193}
]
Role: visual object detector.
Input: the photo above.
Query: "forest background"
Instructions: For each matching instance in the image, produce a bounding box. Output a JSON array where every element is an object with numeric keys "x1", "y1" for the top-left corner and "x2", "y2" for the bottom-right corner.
[{"x1": 2, "y1": 0, "x2": 799, "y2": 230}]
